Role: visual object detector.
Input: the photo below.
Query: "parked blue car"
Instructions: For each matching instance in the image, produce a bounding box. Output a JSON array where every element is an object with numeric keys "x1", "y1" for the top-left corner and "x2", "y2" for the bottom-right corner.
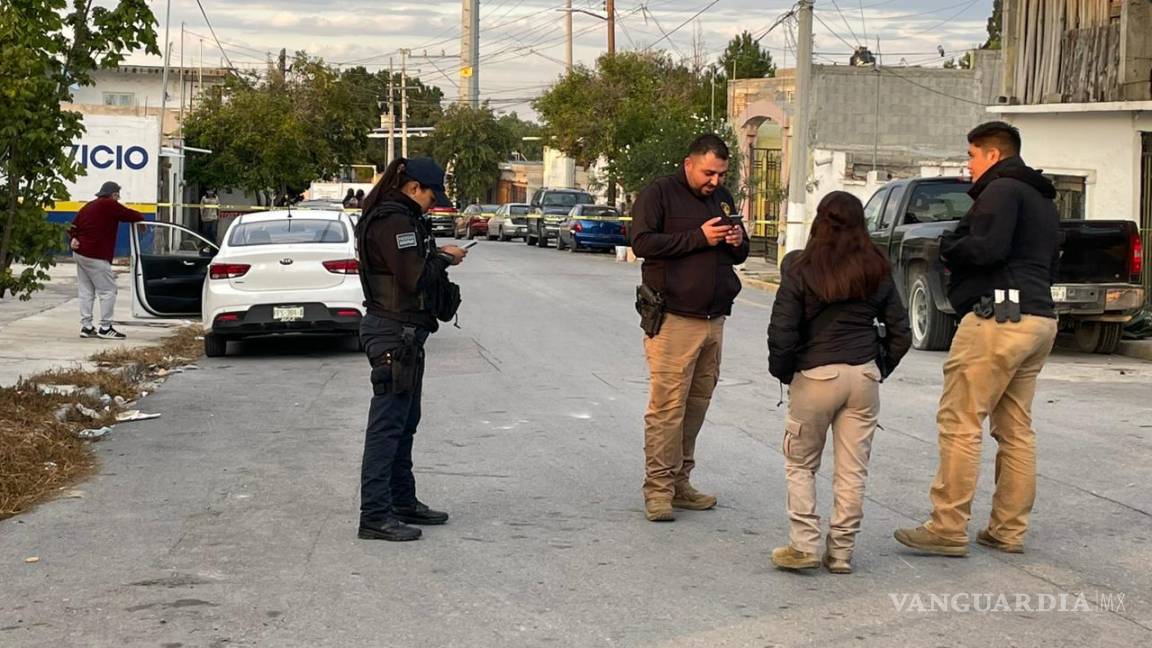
[{"x1": 556, "y1": 205, "x2": 627, "y2": 253}]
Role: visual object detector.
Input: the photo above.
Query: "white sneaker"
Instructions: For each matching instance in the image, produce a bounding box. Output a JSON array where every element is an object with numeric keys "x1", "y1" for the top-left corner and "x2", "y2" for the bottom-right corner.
[{"x1": 97, "y1": 326, "x2": 126, "y2": 340}]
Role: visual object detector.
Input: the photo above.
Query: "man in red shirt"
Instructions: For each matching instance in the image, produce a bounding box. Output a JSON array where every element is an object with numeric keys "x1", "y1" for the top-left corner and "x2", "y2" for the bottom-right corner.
[{"x1": 68, "y1": 181, "x2": 145, "y2": 339}]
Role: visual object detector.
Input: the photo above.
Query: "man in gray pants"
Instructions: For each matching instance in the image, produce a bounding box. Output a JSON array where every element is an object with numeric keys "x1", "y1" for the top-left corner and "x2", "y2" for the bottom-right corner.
[{"x1": 68, "y1": 181, "x2": 145, "y2": 339}]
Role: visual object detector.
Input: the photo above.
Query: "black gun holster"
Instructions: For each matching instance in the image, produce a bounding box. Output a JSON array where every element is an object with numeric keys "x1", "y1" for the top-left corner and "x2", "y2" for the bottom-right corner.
[
  {"x1": 369, "y1": 326, "x2": 423, "y2": 394},
  {"x1": 636, "y1": 284, "x2": 667, "y2": 338}
]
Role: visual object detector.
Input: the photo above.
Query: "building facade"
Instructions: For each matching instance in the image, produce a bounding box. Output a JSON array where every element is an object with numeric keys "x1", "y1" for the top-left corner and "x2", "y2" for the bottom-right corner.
[{"x1": 728, "y1": 51, "x2": 1002, "y2": 257}]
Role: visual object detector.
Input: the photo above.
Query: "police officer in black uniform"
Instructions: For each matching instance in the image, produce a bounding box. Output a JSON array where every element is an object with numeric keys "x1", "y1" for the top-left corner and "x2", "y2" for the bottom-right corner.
[{"x1": 355, "y1": 157, "x2": 467, "y2": 542}]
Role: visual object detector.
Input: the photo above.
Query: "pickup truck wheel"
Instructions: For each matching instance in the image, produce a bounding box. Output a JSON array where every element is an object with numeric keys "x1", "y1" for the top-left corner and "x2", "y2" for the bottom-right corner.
[
  {"x1": 1074, "y1": 321, "x2": 1123, "y2": 354},
  {"x1": 909, "y1": 273, "x2": 955, "y2": 351},
  {"x1": 204, "y1": 334, "x2": 228, "y2": 358}
]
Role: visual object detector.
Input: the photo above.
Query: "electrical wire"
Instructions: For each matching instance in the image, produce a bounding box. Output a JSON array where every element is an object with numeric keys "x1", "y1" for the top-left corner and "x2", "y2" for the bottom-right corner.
[
  {"x1": 878, "y1": 66, "x2": 984, "y2": 105},
  {"x1": 641, "y1": 0, "x2": 723, "y2": 53},
  {"x1": 828, "y1": 0, "x2": 862, "y2": 45},
  {"x1": 193, "y1": 0, "x2": 236, "y2": 72},
  {"x1": 812, "y1": 11, "x2": 858, "y2": 53}
]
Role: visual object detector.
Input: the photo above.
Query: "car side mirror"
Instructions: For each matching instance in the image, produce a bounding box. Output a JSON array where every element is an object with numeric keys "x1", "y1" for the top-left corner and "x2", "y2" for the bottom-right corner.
[{"x1": 199, "y1": 246, "x2": 216, "y2": 258}]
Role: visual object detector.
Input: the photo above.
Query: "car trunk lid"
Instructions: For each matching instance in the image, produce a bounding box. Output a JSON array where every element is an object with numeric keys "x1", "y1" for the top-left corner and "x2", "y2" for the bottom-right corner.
[{"x1": 226, "y1": 244, "x2": 351, "y2": 292}]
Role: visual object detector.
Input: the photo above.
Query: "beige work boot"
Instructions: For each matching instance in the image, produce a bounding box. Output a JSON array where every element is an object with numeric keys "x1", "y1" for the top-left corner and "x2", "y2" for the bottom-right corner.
[
  {"x1": 672, "y1": 483, "x2": 717, "y2": 510},
  {"x1": 771, "y1": 546, "x2": 820, "y2": 571},
  {"x1": 823, "y1": 553, "x2": 853, "y2": 574},
  {"x1": 977, "y1": 529, "x2": 1024, "y2": 554},
  {"x1": 893, "y1": 526, "x2": 969, "y2": 557},
  {"x1": 645, "y1": 498, "x2": 675, "y2": 522}
]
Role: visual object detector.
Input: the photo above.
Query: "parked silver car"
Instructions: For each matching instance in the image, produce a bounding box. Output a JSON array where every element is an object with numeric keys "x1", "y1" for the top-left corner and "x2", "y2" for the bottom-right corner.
[{"x1": 487, "y1": 203, "x2": 531, "y2": 241}]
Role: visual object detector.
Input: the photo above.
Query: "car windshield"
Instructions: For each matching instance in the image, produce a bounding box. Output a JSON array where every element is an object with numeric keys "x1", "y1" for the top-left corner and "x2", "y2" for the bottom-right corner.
[
  {"x1": 904, "y1": 183, "x2": 972, "y2": 224},
  {"x1": 228, "y1": 219, "x2": 348, "y2": 246},
  {"x1": 481, "y1": 205, "x2": 500, "y2": 213},
  {"x1": 542, "y1": 192, "x2": 591, "y2": 208}
]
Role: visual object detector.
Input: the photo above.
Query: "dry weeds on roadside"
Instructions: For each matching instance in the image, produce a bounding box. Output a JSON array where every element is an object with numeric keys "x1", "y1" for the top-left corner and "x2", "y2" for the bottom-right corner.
[{"x1": 0, "y1": 326, "x2": 204, "y2": 520}]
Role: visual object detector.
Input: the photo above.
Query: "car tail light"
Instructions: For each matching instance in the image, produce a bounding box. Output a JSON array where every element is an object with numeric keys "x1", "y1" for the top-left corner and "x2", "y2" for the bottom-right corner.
[
  {"x1": 1131, "y1": 232, "x2": 1143, "y2": 281},
  {"x1": 215, "y1": 312, "x2": 241, "y2": 322},
  {"x1": 323, "y1": 258, "x2": 360, "y2": 274},
  {"x1": 335, "y1": 309, "x2": 361, "y2": 318},
  {"x1": 572, "y1": 222, "x2": 583, "y2": 233},
  {"x1": 209, "y1": 263, "x2": 250, "y2": 279}
]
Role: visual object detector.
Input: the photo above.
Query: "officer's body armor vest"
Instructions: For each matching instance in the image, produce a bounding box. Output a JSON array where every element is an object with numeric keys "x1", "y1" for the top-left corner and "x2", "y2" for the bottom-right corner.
[{"x1": 356, "y1": 204, "x2": 434, "y2": 317}]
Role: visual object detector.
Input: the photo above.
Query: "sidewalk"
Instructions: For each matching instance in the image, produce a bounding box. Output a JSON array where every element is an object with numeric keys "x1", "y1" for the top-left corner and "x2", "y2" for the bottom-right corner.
[
  {"x1": 737, "y1": 256, "x2": 780, "y2": 294},
  {"x1": 0, "y1": 262, "x2": 191, "y2": 387}
]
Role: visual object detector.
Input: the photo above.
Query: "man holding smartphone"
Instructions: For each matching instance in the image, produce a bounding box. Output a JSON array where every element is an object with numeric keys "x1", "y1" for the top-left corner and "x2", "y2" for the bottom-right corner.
[{"x1": 630, "y1": 134, "x2": 749, "y2": 522}]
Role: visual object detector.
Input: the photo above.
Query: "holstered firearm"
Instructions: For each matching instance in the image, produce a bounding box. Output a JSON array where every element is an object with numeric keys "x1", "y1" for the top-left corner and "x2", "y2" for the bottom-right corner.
[{"x1": 635, "y1": 284, "x2": 667, "y2": 338}]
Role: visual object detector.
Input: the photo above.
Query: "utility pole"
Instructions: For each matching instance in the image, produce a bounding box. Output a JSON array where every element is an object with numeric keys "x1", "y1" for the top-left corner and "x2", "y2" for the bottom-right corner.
[
  {"x1": 460, "y1": 0, "x2": 480, "y2": 107},
  {"x1": 785, "y1": 0, "x2": 813, "y2": 253},
  {"x1": 278, "y1": 48, "x2": 287, "y2": 80},
  {"x1": 565, "y1": 0, "x2": 573, "y2": 72},
  {"x1": 387, "y1": 58, "x2": 396, "y2": 162},
  {"x1": 400, "y1": 49, "x2": 410, "y2": 158},
  {"x1": 178, "y1": 22, "x2": 185, "y2": 133},
  {"x1": 606, "y1": 0, "x2": 616, "y2": 55},
  {"x1": 198, "y1": 39, "x2": 204, "y2": 109}
]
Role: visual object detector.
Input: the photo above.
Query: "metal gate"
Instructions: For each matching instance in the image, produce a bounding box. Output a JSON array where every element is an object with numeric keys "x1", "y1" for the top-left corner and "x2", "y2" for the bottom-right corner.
[
  {"x1": 747, "y1": 147, "x2": 782, "y2": 262},
  {"x1": 1141, "y1": 133, "x2": 1152, "y2": 301}
]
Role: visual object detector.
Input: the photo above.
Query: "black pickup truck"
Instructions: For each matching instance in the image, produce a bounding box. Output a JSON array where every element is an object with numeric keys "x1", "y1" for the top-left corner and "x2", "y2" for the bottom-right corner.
[{"x1": 866, "y1": 177, "x2": 1146, "y2": 354}]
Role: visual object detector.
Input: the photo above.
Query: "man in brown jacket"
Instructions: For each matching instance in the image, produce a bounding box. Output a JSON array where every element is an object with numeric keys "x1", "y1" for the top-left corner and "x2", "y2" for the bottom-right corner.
[{"x1": 630, "y1": 134, "x2": 749, "y2": 522}]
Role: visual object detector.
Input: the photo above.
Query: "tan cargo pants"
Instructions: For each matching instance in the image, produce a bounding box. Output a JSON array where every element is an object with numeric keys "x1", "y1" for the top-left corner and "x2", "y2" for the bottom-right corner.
[
  {"x1": 784, "y1": 362, "x2": 882, "y2": 557},
  {"x1": 926, "y1": 313, "x2": 1058, "y2": 545},
  {"x1": 642, "y1": 314, "x2": 724, "y2": 501}
]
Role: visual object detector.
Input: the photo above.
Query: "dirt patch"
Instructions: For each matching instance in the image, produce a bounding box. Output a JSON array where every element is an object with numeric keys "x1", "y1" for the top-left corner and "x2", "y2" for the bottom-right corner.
[{"x1": 0, "y1": 326, "x2": 203, "y2": 520}]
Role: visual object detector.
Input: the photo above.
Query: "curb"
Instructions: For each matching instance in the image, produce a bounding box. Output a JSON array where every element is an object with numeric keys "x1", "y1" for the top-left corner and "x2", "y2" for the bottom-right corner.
[
  {"x1": 1117, "y1": 340, "x2": 1152, "y2": 362},
  {"x1": 740, "y1": 276, "x2": 780, "y2": 296}
]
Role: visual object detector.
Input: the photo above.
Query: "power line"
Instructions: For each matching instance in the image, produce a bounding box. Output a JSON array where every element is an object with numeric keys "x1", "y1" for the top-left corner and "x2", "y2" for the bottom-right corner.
[
  {"x1": 879, "y1": 66, "x2": 984, "y2": 105},
  {"x1": 193, "y1": 0, "x2": 236, "y2": 72},
  {"x1": 812, "y1": 10, "x2": 857, "y2": 52},
  {"x1": 642, "y1": 0, "x2": 723, "y2": 52},
  {"x1": 858, "y1": 0, "x2": 869, "y2": 44},
  {"x1": 920, "y1": 0, "x2": 982, "y2": 34},
  {"x1": 828, "y1": 0, "x2": 862, "y2": 45}
]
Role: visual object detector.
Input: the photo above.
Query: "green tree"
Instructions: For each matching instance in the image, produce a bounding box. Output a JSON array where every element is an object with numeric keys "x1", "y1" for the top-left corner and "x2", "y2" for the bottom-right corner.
[
  {"x1": 983, "y1": 0, "x2": 1003, "y2": 50},
  {"x1": 0, "y1": 0, "x2": 158, "y2": 299},
  {"x1": 184, "y1": 54, "x2": 376, "y2": 203},
  {"x1": 427, "y1": 103, "x2": 514, "y2": 205},
  {"x1": 497, "y1": 113, "x2": 544, "y2": 161},
  {"x1": 535, "y1": 52, "x2": 733, "y2": 199},
  {"x1": 718, "y1": 31, "x2": 777, "y2": 80}
]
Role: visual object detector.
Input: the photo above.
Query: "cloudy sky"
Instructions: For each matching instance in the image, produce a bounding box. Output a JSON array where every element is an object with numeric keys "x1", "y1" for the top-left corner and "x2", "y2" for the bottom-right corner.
[{"x1": 126, "y1": 0, "x2": 994, "y2": 117}]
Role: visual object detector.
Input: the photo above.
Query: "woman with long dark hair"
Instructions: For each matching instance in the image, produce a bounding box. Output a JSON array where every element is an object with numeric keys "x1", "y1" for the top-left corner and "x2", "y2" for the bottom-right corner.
[
  {"x1": 767, "y1": 191, "x2": 911, "y2": 573},
  {"x1": 355, "y1": 157, "x2": 467, "y2": 542}
]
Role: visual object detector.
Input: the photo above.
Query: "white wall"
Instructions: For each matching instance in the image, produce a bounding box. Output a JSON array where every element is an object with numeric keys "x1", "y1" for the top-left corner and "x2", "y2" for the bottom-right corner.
[
  {"x1": 62, "y1": 113, "x2": 159, "y2": 203},
  {"x1": 71, "y1": 69, "x2": 220, "y2": 112},
  {"x1": 1000, "y1": 111, "x2": 1144, "y2": 222}
]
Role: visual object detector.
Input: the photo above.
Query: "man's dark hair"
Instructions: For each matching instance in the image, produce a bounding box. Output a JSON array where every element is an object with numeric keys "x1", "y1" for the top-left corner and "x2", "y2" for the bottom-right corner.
[
  {"x1": 967, "y1": 121, "x2": 1021, "y2": 157},
  {"x1": 375, "y1": 162, "x2": 388, "y2": 174},
  {"x1": 688, "y1": 133, "x2": 730, "y2": 160}
]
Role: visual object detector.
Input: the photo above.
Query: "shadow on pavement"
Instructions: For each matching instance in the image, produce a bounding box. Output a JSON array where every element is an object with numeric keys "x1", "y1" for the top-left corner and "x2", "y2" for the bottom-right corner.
[{"x1": 224, "y1": 334, "x2": 361, "y2": 359}]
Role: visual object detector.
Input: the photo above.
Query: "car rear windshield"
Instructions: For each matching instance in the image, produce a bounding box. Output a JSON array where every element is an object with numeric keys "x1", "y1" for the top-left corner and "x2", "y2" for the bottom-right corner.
[
  {"x1": 509, "y1": 206, "x2": 530, "y2": 215},
  {"x1": 228, "y1": 219, "x2": 348, "y2": 246},
  {"x1": 542, "y1": 192, "x2": 593, "y2": 208},
  {"x1": 904, "y1": 183, "x2": 972, "y2": 224},
  {"x1": 582, "y1": 207, "x2": 619, "y2": 217}
]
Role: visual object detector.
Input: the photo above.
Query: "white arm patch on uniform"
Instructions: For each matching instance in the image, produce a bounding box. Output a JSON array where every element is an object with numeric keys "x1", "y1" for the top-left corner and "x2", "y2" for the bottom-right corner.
[{"x1": 396, "y1": 232, "x2": 419, "y2": 249}]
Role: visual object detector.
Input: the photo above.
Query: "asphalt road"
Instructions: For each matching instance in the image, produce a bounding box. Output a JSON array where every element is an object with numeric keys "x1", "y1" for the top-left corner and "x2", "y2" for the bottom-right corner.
[{"x1": 2, "y1": 240, "x2": 1151, "y2": 647}]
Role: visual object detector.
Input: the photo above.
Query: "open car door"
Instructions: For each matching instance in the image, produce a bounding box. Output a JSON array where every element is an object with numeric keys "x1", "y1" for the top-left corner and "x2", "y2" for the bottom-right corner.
[{"x1": 130, "y1": 222, "x2": 218, "y2": 318}]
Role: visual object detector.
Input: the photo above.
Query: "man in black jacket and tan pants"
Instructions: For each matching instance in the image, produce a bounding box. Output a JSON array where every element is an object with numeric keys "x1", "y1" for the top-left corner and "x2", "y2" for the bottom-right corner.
[
  {"x1": 896, "y1": 121, "x2": 1060, "y2": 556},
  {"x1": 631, "y1": 134, "x2": 750, "y2": 522}
]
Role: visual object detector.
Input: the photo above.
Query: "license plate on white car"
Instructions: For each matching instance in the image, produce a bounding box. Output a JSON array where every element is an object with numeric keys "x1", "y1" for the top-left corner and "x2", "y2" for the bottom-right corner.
[
  {"x1": 1050, "y1": 286, "x2": 1067, "y2": 302},
  {"x1": 273, "y1": 306, "x2": 305, "y2": 321}
]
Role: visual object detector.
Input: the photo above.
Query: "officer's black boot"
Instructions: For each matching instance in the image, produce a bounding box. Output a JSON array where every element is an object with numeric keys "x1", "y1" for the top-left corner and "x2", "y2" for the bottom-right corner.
[
  {"x1": 358, "y1": 517, "x2": 423, "y2": 541},
  {"x1": 393, "y1": 500, "x2": 449, "y2": 525}
]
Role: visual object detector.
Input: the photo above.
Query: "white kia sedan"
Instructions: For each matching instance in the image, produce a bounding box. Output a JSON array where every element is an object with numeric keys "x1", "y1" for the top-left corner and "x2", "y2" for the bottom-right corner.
[{"x1": 129, "y1": 210, "x2": 364, "y2": 357}]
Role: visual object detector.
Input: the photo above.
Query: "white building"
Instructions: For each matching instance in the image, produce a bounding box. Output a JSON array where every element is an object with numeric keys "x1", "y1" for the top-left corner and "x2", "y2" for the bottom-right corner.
[{"x1": 70, "y1": 65, "x2": 230, "y2": 138}]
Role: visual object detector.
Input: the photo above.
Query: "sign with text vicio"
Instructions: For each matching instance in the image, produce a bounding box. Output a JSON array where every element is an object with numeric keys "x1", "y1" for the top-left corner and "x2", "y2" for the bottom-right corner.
[{"x1": 62, "y1": 113, "x2": 159, "y2": 204}]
